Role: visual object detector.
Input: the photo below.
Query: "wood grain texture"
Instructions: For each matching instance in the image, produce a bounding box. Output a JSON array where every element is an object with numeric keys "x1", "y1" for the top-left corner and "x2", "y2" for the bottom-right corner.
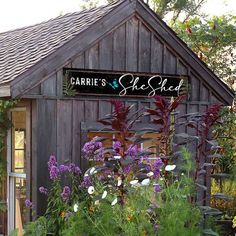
[
  {"x1": 138, "y1": 22, "x2": 151, "y2": 72},
  {"x1": 150, "y1": 35, "x2": 163, "y2": 73},
  {"x1": 37, "y1": 99, "x2": 57, "y2": 215},
  {"x1": 113, "y1": 24, "x2": 126, "y2": 71},
  {"x1": 126, "y1": 17, "x2": 139, "y2": 71},
  {"x1": 99, "y1": 33, "x2": 113, "y2": 70}
]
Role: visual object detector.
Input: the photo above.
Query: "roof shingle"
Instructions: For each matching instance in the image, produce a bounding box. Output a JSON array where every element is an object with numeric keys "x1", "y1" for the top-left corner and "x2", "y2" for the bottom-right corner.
[{"x1": 0, "y1": 1, "x2": 122, "y2": 85}]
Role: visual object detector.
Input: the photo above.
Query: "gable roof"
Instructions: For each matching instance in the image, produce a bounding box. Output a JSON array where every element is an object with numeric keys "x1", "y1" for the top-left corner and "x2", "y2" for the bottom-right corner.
[
  {"x1": 0, "y1": 0, "x2": 122, "y2": 85},
  {"x1": 0, "y1": 0, "x2": 234, "y2": 104}
]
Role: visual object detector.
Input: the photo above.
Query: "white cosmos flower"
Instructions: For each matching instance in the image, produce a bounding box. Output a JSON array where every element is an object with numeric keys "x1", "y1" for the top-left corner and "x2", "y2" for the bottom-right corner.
[
  {"x1": 117, "y1": 177, "x2": 122, "y2": 186},
  {"x1": 165, "y1": 165, "x2": 176, "y2": 171},
  {"x1": 111, "y1": 198, "x2": 118, "y2": 206},
  {"x1": 141, "y1": 178, "x2": 150, "y2": 186},
  {"x1": 89, "y1": 167, "x2": 96, "y2": 175},
  {"x1": 88, "y1": 186, "x2": 95, "y2": 194},
  {"x1": 102, "y1": 190, "x2": 107, "y2": 199},
  {"x1": 114, "y1": 155, "x2": 121, "y2": 160},
  {"x1": 73, "y1": 203, "x2": 79, "y2": 212},
  {"x1": 130, "y1": 180, "x2": 139, "y2": 185},
  {"x1": 95, "y1": 200, "x2": 100, "y2": 205},
  {"x1": 147, "y1": 171, "x2": 154, "y2": 177}
]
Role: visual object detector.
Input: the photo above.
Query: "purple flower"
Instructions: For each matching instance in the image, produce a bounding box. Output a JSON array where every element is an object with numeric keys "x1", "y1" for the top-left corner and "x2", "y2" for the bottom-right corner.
[
  {"x1": 95, "y1": 141, "x2": 103, "y2": 149},
  {"x1": 59, "y1": 164, "x2": 69, "y2": 173},
  {"x1": 113, "y1": 141, "x2": 121, "y2": 151},
  {"x1": 123, "y1": 164, "x2": 132, "y2": 174},
  {"x1": 25, "y1": 199, "x2": 32, "y2": 208},
  {"x1": 95, "y1": 147, "x2": 104, "y2": 161},
  {"x1": 39, "y1": 186, "x2": 48, "y2": 195},
  {"x1": 74, "y1": 166, "x2": 82, "y2": 175},
  {"x1": 126, "y1": 144, "x2": 139, "y2": 158},
  {"x1": 81, "y1": 176, "x2": 92, "y2": 188},
  {"x1": 68, "y1": 163, "x2": 76, "y2": 172},
  {"x1": 152, "y1": 158, "x2": 163, "y2": 177},
  {"x1": 48, "y1": 155, "x2": 57, "y2": 170},
  {"x1": 50, "y1": 166, "x2": 59, "y2": 180},
  {"x1": 82, "y1": 142, "x2": 95, "y2": 154},
  {"x1": 61, "y1": 186, "x2": 71, "y2": 202},
  {"x1": 154, "y1": 184, "x2": 161, "y2": 193}
]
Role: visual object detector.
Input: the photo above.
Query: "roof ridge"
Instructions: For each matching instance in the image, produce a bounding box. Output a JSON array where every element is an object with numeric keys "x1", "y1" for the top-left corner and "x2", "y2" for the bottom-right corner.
[{"x1": 0, "y1": 0, "x2": 122, "y2": 36}]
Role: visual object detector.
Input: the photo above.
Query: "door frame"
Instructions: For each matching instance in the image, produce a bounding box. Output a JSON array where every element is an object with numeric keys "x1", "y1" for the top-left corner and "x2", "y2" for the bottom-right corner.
[{"x1": 7, "y1": 102, "x2": 31, "y2": 234}]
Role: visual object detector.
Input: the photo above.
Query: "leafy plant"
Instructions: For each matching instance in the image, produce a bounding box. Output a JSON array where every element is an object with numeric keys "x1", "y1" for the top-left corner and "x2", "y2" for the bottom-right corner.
[
  {"x1": 24, "y1": 155, "x2": 86, "y2": 235},
  {"x1": 63, "y1": 79, "x2": 77, "y2": 96}
]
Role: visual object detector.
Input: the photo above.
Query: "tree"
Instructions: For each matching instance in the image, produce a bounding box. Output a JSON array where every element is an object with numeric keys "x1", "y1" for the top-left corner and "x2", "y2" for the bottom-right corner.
[{"x1": 172, "y1": 15, "x2": 236, "y2": 86}]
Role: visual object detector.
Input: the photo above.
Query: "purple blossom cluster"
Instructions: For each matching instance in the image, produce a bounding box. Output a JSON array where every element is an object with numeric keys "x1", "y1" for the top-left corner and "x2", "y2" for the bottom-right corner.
[
  {"x1": 82, "y1": 136, "x2": 104, "y2": 161},
  {"x1": 61, "y1": 186, "x2": 71, "y2": 202},
  {"x1": 25, "y1": 199, "x2": 33, "y2": 208},
  {"x1": 113, "y1": 141, "x2": 121, "y2": 152},
  {"x1": 126, "y1": 144, "x2": 139, "y2": 158},
  {"x1": 152, "y1": 158, "x2": 163, "y2": 177},
  {"x1": 39, "y1": 186, "x2": 48, "y2": 195},
  {"x1": 80, "y1": 176, "x2": 92, "y2": 188},
  {"x1": 47, "y1": 155, "x2": 82, "y2": 181}
]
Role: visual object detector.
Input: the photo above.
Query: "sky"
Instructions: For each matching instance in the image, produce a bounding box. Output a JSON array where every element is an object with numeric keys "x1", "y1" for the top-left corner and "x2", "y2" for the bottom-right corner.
[{"x1": 0, "y1": 0, "x2": 235, "y2": 33}]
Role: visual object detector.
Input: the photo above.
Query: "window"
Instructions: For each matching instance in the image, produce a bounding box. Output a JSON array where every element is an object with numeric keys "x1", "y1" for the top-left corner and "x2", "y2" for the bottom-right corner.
[{"x1": 8, "y1": 109, "x2": 27, "y2": 236}]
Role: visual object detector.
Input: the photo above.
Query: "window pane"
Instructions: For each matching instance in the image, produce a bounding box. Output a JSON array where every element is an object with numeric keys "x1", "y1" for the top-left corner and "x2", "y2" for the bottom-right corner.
[
  {"x1": 14, "y1": 131, "x2": 24, "y2": 149},
  {"x1": 11, "y1": 111, "x2": 26, "y2": 174},
  {"x1": 14, "y1": 177, "x2": 26, "y2": 235}
]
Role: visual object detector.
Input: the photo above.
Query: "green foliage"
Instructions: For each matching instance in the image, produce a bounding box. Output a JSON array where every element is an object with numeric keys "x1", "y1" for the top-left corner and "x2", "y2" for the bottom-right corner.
[
  {"x1": 213, "y1": 105, "x2": 236, "y2": 174},
  {"x1": 23, "y1": 216, "x2": 47, "y2": 236},
  {"x1": 173, "y1": 15, "x2": 236, "y2": 84},
  {"x1": 0, "y1": 100, "x2": 16, "y2": 212},
  {"x1": 151, "y1": 0, "x2": 206, "y2": 23},
  {"x1": 63, "y1": 79, "x2": 77, "y2": 96}
]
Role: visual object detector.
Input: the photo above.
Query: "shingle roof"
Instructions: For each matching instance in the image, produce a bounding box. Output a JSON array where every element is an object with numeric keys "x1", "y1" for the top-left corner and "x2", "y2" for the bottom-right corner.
[{"x1": 0, "y1": 0, "x2": 122, "y2": 85}]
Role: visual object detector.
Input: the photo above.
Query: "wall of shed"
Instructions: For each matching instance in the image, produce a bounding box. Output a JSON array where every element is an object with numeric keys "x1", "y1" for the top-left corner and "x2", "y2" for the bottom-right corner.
[{"x1": 28, "y1": 16, "x2": 222, "y2": 214}]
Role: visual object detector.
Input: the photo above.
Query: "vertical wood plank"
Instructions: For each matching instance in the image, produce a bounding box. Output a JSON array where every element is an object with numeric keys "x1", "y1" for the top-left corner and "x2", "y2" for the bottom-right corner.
[
  {"x1": 72, "y1": 53, "x2": 85, "y2": 68},
  {"x1": 177, "y1": 59, "x2": 188, "y2": 75},
  {"x1": 85, "y1": 43, "x2": 99, "y2": 69},
  {"x1": 190, "y1": 73, "x2": 200, "y2": 101},
  {"x1": 72, "y1": 100, "x2": 85, "y2": 166},
  {"x1": 200, "y1": 83, "x2": 209, "y2": 102},
  {"x1": 57, "y1": 100, "x2": 73, "y2": 164},
  {"x1": 138, "y1": 22, "x2": 151, "y2": 72},
  {"x1": 113, "y1": 24, "x2": 126, "y2": 71},
  {"x1": 85, "y1": 100, "x2": 99, "y2": 122},
  {"x1": 99, "y1": 100, "x2": 111, "y2": 119},
  {"x1": 151, "y1": 35, "x2": 163, "y2": 73},
  {"x1": 126, "y1": 17, "x2": 139, "y2": 71},
  {"x1": 41, "y1": 74, "x2": 57, "y2": 96},
  {"x1": 164, "y1": 48, "x2": 177, "y2": 74},
  {"x1": 37, "y1": 99, "x2": 57, "y2": 215},
  {"x1": 99, "y1": 33, "x2": 113, "y2": 70}
]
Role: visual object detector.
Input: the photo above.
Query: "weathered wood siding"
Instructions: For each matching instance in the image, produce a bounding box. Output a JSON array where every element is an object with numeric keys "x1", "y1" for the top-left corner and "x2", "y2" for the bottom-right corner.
[{"x1": 27, "y1": 16, "x2": 222, "y2": 213}]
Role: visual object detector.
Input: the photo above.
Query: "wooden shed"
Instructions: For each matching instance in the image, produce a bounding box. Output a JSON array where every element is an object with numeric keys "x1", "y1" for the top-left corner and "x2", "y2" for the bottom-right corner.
[{"x1": 0, "y1": 0, "x2": 234, "y2": 234}]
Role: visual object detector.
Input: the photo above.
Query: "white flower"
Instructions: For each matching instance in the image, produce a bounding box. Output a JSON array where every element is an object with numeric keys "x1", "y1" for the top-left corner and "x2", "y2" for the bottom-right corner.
[
  {"x1": 147, "y1": 171, "x2": 154, "y2": 177},
  {"x1": 95, "y1": 200, "x2": 100, "y2": 205},
  {"x1": 89, "y1": 167, "x2": 96, "y2": 175},
  {"x1": 73, "y1": 203, "x2": 79, "y2": 212},
  {"x1": 130, "y1": 180, "x2": 139, "y2": 185},
  {"x1": 114, "y1": 155, "x2": 121, "y2": 160},
  {"x1": 181, "y1": 173, "x2": 185, "y2": 176},
  {"x1": 88, "y1": 186, "x2": 95, "y2": 194},
  {"x1": 102, "y1": 190, "x2": 107, "y2": 199},
  {"x1": 141, "y1": 178, "x2": 150, "y2": 186},
  {"x1": 165, "y1": 165, "x2": 176, "y2": 171},
  {"x1": 117, "y1": 177, "x2": 122, "y2": 186},
  {"x1": 111, "y1": 198, "x2": 118, "y2": 206}
]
